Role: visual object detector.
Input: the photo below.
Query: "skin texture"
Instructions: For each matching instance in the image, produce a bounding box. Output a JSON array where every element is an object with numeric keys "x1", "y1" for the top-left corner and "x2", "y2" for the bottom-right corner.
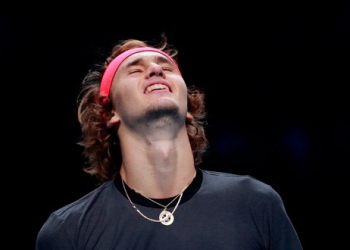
[{"x1": 107, "y1": 51, "x2": 196, "y2": 198}]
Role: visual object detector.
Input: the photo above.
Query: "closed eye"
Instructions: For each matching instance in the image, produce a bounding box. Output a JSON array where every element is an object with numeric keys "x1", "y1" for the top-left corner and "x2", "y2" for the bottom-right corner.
[
  {"x1": 162, "y1": 67, "x2": 173, "y2": 71},
  {"x1": 129, "y1": 68, "x2": 143, "y2": 74}
]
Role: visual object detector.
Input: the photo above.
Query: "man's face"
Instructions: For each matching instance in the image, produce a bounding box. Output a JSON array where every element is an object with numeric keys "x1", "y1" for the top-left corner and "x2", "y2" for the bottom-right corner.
[{"x1": 108, "y1": 51, "x2": 188, "y2": 127}]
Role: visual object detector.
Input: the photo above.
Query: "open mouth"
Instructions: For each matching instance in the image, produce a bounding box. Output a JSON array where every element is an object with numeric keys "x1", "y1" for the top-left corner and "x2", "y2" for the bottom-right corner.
[{"x1": 145, "y1": 84, "x2": 170, "y2": 94}]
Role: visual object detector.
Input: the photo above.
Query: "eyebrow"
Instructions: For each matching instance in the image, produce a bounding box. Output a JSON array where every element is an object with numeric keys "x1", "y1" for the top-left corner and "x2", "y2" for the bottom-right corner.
[{"x1": 123, "y1": 55, "x2": 175, "y2": 70}]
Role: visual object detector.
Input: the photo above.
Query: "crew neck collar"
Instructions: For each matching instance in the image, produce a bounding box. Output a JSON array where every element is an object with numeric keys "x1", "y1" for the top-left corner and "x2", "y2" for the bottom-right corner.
[{"x1": 114, "y1": 168, "x2": 202, "y2": 208}]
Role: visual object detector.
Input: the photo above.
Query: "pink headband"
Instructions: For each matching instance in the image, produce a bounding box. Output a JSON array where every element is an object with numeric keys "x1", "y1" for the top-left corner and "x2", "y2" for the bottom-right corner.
[{"x1": 99, "y1": 47, "x2": 181, "y2": 98}]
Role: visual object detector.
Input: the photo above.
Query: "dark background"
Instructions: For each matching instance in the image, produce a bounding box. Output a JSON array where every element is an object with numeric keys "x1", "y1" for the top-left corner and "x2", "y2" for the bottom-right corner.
[{"x1": 2, "y1": 2, "x2": 349, "y2": 249}]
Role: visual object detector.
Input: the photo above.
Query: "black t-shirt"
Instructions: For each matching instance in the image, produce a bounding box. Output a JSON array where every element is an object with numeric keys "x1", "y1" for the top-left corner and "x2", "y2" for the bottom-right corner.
[{"x1": 35, "y1": 168, "x2": 303, "y2": 250}]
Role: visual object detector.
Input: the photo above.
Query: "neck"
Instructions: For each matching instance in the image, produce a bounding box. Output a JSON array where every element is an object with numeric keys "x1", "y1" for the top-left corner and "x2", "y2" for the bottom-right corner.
[{"x1": 118, "y1": 122, "x2": 195, "y2": 198}]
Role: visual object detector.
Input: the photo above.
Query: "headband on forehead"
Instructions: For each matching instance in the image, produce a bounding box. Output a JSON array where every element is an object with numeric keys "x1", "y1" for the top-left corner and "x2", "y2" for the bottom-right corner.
[{"x1": 99, "y1": 47, "x2": 181, "y2": 99}]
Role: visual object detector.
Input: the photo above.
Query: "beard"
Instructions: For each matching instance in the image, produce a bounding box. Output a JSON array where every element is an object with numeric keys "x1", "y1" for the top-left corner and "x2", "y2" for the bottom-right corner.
[
  {"x1": 143, "y1": 104, "x2": 180, "y2": 122},
  {"x1": 119, "y1": 98, "x2": 187, "y2": 129}
]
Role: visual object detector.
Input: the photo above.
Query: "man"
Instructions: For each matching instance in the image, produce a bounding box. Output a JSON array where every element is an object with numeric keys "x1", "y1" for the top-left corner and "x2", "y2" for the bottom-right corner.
[{"x1": 36, "y1": 37, "x2": 303, "y2": 249}]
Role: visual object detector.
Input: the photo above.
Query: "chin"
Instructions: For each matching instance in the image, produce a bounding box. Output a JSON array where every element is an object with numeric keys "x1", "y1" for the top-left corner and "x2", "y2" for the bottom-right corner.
[{"x1": 145, "y1": 104, "x2": 179, "y2": 119}]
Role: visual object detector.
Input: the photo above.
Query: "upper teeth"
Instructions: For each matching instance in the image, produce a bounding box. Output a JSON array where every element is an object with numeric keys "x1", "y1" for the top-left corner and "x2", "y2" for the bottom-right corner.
[{"x1": 146, "y1": 84, "x2": 169, "y2": 93}]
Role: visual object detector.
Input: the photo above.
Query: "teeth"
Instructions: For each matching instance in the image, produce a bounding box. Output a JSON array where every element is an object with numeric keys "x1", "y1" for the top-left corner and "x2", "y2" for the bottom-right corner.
[{"x1": 146, "y1": 84, "x2": 169, "y2": 93}]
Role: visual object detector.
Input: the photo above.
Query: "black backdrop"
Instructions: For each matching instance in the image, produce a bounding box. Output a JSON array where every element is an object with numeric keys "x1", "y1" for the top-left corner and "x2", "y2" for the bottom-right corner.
[{"x1": 2, "y1": 2, "x2": 349, "y2": 249}]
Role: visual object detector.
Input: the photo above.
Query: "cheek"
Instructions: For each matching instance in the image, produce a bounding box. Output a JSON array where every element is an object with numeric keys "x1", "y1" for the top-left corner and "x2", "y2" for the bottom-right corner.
[
  {"x1": 111, "y1": 76, "x2": 133, "y2": 97},
  {"x1": 175, "y1": 77, "x2": 187, "y2": 95},
  {"x1": 112, "y1": 84, "x2": 139, "y2": 112},
  {"x1": 181, "y1": 84, "x2": 189, "y2": 102}
]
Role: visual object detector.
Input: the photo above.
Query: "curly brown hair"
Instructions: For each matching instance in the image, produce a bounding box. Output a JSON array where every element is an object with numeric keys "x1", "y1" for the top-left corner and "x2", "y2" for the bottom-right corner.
[{"x1": 77, "y1": 37, "x2": 209, "y2": 182}]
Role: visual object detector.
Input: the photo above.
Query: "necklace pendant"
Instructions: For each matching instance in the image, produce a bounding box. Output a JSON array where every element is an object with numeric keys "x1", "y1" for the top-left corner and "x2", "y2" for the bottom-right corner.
[{"x1": 159, "y1": 210, "x2": 174, "y2": 225}]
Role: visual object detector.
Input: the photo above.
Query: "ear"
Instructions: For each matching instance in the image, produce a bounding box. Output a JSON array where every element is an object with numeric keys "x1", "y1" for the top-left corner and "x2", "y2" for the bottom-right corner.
[
  {"x1": 106, "y1": 112, "x2": 121, "y2": 128},
  {"x1": 186, "y1": 112, "x2": 194, "y2": 123}
]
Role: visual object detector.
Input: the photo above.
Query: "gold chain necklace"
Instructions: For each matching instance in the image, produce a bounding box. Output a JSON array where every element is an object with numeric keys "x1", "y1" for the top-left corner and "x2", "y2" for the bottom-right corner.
[{"x1": 121, "y1": 171, "x2": 196, "y2": 226}]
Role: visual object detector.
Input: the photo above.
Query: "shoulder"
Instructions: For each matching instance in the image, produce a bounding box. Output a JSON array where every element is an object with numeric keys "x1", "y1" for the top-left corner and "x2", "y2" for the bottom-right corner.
[
  {"x1": 53, "y1": 181, "x2": 117, "y2": 221},
  {"x1": 199, "y1": 168, "x2": 282, "y2": 206},
  {"x1": 36, "y1": 181, "x2": 116, "y2": 247},
  {"x1": 36, "y1": 181, "x2": 117, "y2": 248},
  {"x1": 200, "y1": 168, "x2": 273, "y2": 191}
]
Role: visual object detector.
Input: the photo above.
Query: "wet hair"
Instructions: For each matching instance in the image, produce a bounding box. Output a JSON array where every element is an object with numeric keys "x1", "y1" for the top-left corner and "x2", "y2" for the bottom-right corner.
[{"x1": 77, "y1": 36, "x2": 208, "y2": 182}]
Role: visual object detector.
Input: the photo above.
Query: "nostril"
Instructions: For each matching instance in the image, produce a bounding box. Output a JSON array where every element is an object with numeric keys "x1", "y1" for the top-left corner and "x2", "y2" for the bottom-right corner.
[
  {"x1": 149, "y1": 70, "x2": 163, "y2": 77},
  {"x1": 148, "y1": 64, "x2": 164, "y2": 77}
]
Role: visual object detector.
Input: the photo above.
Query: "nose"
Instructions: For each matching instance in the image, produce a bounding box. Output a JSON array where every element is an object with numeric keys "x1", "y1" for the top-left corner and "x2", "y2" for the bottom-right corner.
[{"x1": 147, "y1": 63, "x2": 164, "y2": 78}]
